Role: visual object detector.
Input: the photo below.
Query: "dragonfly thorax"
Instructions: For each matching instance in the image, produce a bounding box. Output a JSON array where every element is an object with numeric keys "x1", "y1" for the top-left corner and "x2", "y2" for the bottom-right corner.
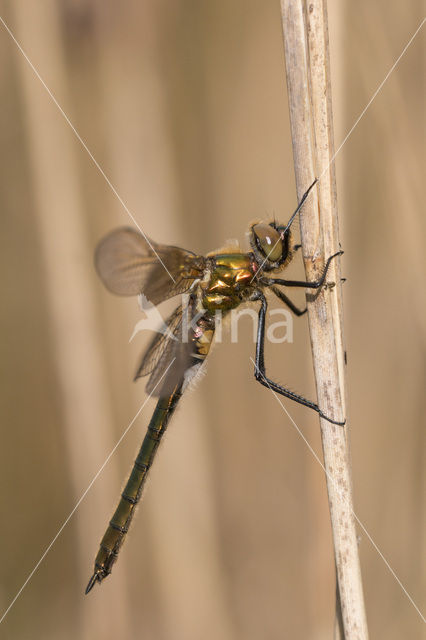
[{"x1": 200, "y1": 253, "x2": 256, "y2": 313}]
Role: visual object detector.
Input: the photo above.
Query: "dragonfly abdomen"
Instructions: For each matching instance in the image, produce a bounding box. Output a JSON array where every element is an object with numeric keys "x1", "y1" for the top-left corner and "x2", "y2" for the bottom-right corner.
[{"x1": 85, "y1": 386, "x2": 182, "y2": 594}]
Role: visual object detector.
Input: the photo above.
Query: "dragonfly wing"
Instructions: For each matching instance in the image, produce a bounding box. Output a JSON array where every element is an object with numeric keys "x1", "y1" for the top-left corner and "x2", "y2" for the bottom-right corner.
[
  {"x1": 95, "y1": 227, "x2": 205, "y2": 305},
  {"x1": 134, "y1": 305, "x2": 184, "y2": 379},
  {"x1": 135, "y1": 303, "x2": 213, "y2": 397}
]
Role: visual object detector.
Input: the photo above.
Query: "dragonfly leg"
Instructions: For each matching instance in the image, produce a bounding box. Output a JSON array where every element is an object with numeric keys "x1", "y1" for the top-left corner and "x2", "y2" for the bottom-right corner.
[
  {"x1": 270, "y1": 286, "x2": 307, "y2": 316},
  {"x1": 263, "y1": 251, "x2": 343, "y2": 289},
  {"x1": 253, "y1": 292, "x2": 345, "y2": 426}
]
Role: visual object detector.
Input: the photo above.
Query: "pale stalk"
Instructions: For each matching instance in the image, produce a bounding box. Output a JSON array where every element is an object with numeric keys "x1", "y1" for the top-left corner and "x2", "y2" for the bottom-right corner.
[{"x1": 280, "y1": 1, "x2": 369, "y2": 638}]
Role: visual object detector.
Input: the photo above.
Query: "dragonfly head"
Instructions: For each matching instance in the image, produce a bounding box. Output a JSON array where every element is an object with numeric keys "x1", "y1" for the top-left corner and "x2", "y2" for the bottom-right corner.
[{"x1": 249, "y1": 221, "x2": 296, "y2": 272}]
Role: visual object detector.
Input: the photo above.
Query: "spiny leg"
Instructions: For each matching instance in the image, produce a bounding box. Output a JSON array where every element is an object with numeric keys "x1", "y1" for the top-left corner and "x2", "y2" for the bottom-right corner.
[
  {"x1": 264, "y1": 251, "x2": 343, "y2": 289},
  {"x1": 253, "y1": 292, "x2": 345, "y2": 426},
  {"x1": 253, "y1": 293, "x2": 320, "y2": 413},
  {"x1": 270, "y1": 286, "x2": 307, "y2": 316}
]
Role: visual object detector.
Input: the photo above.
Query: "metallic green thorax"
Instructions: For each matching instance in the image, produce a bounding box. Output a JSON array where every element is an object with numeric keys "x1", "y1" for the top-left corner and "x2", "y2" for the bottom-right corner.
[{"x1": 201, "y1": 253, "x2": 256, "y2": 313}]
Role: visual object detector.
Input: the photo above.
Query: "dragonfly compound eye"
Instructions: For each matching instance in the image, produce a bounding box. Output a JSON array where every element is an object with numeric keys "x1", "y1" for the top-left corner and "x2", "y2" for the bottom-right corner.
[{"x1": 252, "y1": 224, "x2": 283, "y2": 263}]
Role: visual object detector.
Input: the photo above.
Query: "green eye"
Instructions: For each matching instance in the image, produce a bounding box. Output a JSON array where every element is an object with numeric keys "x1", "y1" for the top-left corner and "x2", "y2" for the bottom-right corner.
[{"x1": 252, "y1": 224, "x2": 283, "y2": 262}]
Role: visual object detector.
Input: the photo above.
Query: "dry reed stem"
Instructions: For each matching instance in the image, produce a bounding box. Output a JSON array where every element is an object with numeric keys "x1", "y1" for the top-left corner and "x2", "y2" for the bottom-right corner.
[{"x1": 280, "y1": 1, "x2": 369, "y2": 638}]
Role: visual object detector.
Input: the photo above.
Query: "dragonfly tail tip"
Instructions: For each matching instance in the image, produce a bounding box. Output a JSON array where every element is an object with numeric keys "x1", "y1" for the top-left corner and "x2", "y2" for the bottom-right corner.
[{"x1": 85, "y1": 572, "x2": 100, "y2": 595}]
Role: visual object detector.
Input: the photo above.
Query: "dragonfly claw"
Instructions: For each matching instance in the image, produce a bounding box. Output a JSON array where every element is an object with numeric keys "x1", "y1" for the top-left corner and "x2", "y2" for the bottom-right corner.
[{"x1": 319, "y1": 410, "x2": 346, "y2": 426}]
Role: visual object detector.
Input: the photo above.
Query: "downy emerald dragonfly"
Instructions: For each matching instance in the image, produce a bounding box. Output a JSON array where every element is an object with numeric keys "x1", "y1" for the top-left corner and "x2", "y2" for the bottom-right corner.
[{"x1": 85, "y1": 180, "x2": 344, "y2": 593}]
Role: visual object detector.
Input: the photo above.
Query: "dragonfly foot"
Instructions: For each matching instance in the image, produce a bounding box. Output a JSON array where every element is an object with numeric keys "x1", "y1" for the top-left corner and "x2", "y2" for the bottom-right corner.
[
  {"x1": 318, "y1": 410, "x2": 346, "y2": 426},
  {"x1": 323, "y1": 281, "x2": 336, "y2": 290}
]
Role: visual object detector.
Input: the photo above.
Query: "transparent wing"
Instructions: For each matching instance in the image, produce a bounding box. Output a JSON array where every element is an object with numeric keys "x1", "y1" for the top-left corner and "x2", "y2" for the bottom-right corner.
[
  {"x1": 95, "y1": 227, "x2": 205, "y2": 305},
  {"x1": 135, "y1": 303, "x2": 209, "y2": 397},
  {"x1": 134, "y1": 305, "x2": 183, "y2": 380}
]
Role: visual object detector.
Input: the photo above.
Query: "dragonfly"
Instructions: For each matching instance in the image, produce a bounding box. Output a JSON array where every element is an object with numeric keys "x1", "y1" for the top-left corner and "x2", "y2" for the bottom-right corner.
[{"x1": 85, "y1": 179, "x2": 344, "y2": 594}]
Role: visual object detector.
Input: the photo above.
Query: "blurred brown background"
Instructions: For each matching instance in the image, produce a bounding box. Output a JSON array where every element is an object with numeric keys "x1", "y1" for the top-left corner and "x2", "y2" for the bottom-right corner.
[{"x1": 0, "y1": 1, "x2": 424, "y2": 639}]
